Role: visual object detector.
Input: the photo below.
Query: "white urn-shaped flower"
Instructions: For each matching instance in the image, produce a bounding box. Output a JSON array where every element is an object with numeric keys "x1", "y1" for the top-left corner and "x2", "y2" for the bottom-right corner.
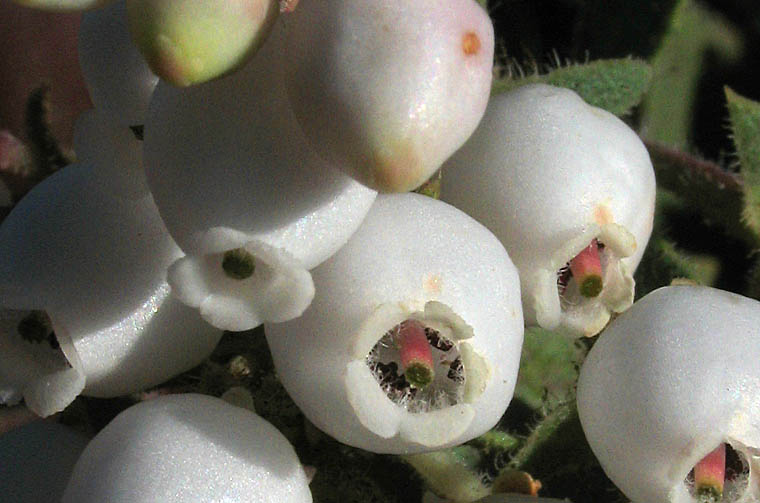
[
  {"x1": 578, "y1": 286, "x2": 760, "y2": 503},
  {"x1": 62, "y1": 394, "x2": 313, "y2": 502},
  {"x1": 0, "y1": 164, "x2": 222, "y2": 417},
  {"x1": 282, "y1": 0, "x2": 495, "y2": 192},
  {"x1": 442, "y1": 84, "x2": 656, "y2": 337},
  {"x1": 266, "y1": 193, "x2": 523, "y2": 454},
  {"x1": 143, "y1": 24, "x2": 376, "y2": 331}
]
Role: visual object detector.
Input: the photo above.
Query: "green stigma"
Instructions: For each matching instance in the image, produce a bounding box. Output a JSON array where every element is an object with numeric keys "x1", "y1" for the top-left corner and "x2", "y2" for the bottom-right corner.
[
  {"x1": 579, "y1": 275, "x2": 603, "y2": 298},
  {"x1": 696, "y1": 485, "x2": 723, "y2": 503},
  {"x1": 404, "y1": 362, "x2": 435, "y2": 389},
  {"x1": 222, "y1": 248, "x2": 256, "y2": 280}
]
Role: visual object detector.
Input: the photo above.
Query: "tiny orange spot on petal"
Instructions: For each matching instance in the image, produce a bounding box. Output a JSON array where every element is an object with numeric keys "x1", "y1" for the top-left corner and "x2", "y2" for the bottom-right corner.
[
  {"x1": 593, "y1": 204, "x2": 614, "y2": 226},
  {"x1": 424, "y1": 274, "x2": 443, "y2": 294},
  {"x1": 462, "y1": 32, "x2": 481, "y2": 56}
]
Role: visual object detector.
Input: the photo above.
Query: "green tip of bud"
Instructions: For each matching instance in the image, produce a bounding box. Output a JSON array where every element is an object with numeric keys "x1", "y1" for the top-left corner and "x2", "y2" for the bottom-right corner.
[
  {"x1": 405, "y1": 362, "x2": 435, "y2": 388},
  {"x1": 222, "y1": 248, "x2": 256, "y2": 280},
  {"x1": 579, "y1": 275, "x2": 603, "y2": 298},
  {"x1": 127, "y1": 0, "x2": 279, "y2": 87}
]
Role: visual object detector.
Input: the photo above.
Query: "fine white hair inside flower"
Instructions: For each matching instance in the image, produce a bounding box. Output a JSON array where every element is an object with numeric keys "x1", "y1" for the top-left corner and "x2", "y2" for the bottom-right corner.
[
  {"x1": 533, "y1": 222, "x2": 636, "y2": 337},
  {"x1": 345, "y1": 302, "x2": 489, "y2": 447},
  {"x1": 367, "y1": 321, "x2": 463, "y2": 412}
]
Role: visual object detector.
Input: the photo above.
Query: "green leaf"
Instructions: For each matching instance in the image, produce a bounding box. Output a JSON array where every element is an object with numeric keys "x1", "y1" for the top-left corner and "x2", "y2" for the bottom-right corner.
[
  {"x1": 635, "y1": 236, "x2": 719, "y2": 299},
  {"x1": 641, "y1": 0, "x2": 742, "y2": 147},
  {"x1": 492, "y1": 58, "x2": 652, "y2": 116},
  {"x1": 635, "y1": 189, "x2": 723, "y2": 298},
  {"x1": 726, "y1": 87, "x2": 760, "y2": 241},
  {"x1": 645, "y1": 141, "x2": 755, "y2": 246},
  {"x1": 513, "y1": 327, "x2": 584, "y2": 411}
]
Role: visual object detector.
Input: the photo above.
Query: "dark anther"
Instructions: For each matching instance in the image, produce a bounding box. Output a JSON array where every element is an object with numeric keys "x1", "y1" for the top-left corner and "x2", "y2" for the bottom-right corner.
[
  {"x1": 17, "y1": 311, "x2": 51, "y2": 344},
  {"x1": 222, "y1": 248, "x2": 255, "y2": 280},
  {"x1": 448, "y1": 358, "x2": 464, "y2": 382},
  {"x1": 425, "y1": 327, "x2": 453, "y2": 351}
]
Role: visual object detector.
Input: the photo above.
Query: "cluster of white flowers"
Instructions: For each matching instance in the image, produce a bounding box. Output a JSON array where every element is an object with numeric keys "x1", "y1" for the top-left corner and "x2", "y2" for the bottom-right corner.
[{"x1": 3, "y1": 0, "x2": 757, "y2": 502}]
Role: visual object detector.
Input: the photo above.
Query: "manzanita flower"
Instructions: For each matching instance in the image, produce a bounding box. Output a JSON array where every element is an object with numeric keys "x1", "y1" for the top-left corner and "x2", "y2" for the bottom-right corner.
[
  {"x1": 0, "y1": 421, "x2": 90, "y2": 503},
  {"x1": 577, "y1": 286, "x2": 760, "y2": 503},
  {"x1": 126, "y1": 0, "x2": 279, "y2": 87},
  {"x1": 442, "y1": 84, "x2": 656, "y2": 337},
  {"x1": 143, "y1": 25, "x2": 376, "y2": 331},
  {"x1": 266, "y1": 193, "x2": 523, "y2": 454},
  {"x1": 282, "y1": 0, "x2": 495, "y2": 192},
  {"x1": 79, "y1": 0, "x2": 158, "y2": 126},
  {"x1": 62, "y1": 394, "x2": 313, "y2": 502},
  {"x1": 0, "y1": 164, "x2": 222, "y2": 417}
]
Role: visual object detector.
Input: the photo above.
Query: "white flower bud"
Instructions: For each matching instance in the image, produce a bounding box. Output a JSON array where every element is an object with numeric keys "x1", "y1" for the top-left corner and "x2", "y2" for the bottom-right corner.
[
  {"x1": 282, "y1": 0, "x2": 494, "y2": 192},
  {"x1": 0, "y1": 164, "x2": 222, "y2": 417},
  {"x1": 144, "y1": 26, "x2": 376, "y2": 331},
  {"x1": 442, "y1": 84, "x2": 656, "y2": 337},
  {"x1": 79, "y1": 0, "x2": 158, "y2": 125},
  {"x1": 62, "y1": 394, "x2": 313, "y2": 503},
  {"x1": 577, "y1": 286, "x2": 760, "y2": 503},
  {"x1": 266, "y1": 193, "x2": 523, "y2": 454}
]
